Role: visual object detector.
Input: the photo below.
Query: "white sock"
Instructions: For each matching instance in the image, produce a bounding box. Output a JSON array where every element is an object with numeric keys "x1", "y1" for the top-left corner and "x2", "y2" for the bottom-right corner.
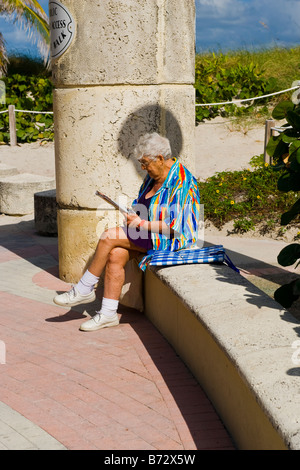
[
  {"x1": 76, "y1": 270, "x2": 99, "y2": 295},
  {"x1": 98, "y1": 297, "x2": 119, "y2": 318}
]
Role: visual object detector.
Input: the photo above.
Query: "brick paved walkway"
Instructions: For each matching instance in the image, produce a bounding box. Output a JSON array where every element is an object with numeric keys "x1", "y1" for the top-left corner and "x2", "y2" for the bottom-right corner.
[{"x1": 0, "y1": 215, "x2": 235, "y2": 450}]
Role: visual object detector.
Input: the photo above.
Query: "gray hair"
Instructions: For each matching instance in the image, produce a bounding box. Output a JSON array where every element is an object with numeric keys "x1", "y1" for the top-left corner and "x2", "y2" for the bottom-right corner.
[{"x1": 134, "y1": 133, "x2": 172, "y2": 161}]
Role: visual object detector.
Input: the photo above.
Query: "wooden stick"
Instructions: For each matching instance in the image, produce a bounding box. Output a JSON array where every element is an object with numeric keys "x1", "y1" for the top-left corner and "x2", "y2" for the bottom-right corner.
[
  {"x1": 8, "y1": 104, "x2": 17, "y2": 146},
  {"x1": 264, "y1": 119, "x2": 275, "y2": 164}
]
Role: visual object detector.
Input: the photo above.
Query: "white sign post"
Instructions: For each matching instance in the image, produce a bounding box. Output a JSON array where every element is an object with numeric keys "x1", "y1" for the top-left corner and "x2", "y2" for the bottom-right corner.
[{"x1": 49, "y1": 1, "x2": 75, "y2": 59}]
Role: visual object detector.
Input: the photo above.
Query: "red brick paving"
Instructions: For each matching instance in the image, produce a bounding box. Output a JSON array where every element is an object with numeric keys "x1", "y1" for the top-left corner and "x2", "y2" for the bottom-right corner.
[{"x1": 0, "y1": 218, "x2": 235, "y2": 450}]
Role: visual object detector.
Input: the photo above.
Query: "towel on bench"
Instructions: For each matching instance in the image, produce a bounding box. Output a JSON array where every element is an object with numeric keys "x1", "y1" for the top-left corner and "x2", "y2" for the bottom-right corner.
[{"x1": 147, "y1": 245, "x2": 240, "y2": 273}]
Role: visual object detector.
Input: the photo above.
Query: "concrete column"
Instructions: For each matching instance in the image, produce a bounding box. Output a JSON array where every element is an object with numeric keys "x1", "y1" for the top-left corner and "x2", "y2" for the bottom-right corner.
[{"x1": 51, "y1": 0, "x2": 195, "y2": 282}]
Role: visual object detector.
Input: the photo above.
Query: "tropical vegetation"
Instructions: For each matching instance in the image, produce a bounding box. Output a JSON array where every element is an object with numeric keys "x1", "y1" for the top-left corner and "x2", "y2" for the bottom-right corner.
[
  {"x1": 0, "y1": 72, "x2": 53, "y2": 143},
  {"x1": 0, "y1": 1, "x2": 51, "y2": 142},
  {"x1": 263, "y1": 99, "x2": 300, "y2": 309},
  {"x1": 197, "y1": 155, "x2": 298, "y2": 234},
  {"x1": 195, "y1": 47, "x2": 300, "y2": 123}
]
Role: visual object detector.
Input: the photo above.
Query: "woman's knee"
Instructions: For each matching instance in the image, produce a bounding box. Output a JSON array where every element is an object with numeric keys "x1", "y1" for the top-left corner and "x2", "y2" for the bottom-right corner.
[
  {"x1": 107, "y1": 247, "x2": 129, "y2": 269},
  {"x1": 96, "y1": 228, "x2": 119, "y2": 253}
]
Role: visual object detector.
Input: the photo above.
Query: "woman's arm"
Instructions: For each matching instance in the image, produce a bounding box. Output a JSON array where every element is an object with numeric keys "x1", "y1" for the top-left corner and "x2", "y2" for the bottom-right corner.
[{"x1": 124, "y1": 213, "x2": 174, "y2": 237}]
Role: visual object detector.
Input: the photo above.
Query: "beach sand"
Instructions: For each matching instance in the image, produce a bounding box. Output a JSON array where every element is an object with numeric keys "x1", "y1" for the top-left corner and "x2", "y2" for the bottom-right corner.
[{"x1": 0, "y1": 116, "x2": 266, "y2": 179}]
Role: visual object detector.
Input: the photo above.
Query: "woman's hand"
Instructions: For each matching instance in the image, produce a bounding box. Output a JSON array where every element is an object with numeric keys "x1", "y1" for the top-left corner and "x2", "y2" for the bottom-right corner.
[
  {"x1": 124, "y1": 212, "x2": 144, "y2": 229},
  {"x1": 124, "y1": 212, "x2": 172, "y2": 236}
]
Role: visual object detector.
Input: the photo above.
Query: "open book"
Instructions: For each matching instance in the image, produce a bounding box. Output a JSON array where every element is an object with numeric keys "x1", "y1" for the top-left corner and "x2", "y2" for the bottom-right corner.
[{"x1": 95, "y1": 190, "x2": 135, "y2": 214}]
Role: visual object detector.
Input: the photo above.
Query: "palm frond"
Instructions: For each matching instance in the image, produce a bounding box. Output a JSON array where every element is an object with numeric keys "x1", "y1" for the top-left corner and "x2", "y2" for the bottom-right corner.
[
  {"x1": 0, "y1": 0, "x2": 50, "y2": 64},
  {"x1": 0, "y1": 32, "x2": 8, "y2": 76}
]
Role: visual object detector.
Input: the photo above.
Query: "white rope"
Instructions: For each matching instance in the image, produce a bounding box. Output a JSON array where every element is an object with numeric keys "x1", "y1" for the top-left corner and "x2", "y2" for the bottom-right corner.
[
  {"x1": 1, "y1": 86, "x2": 298, "y2": 113},
  {"x1": 0, "y1": 85, "x2": 298, "y2": 115},
  {"x1": 271, "y1": 126, "x2": 292, "y2": 133},
  {"x1": 0, "y1": 108, "x2": 53, "y2": 114},
  {"x1": 195, "y1": 85, "x2": 299, "y2": 107},
  {"x1": 14, "y1": 109, "x2": 53, "y2": 114}
]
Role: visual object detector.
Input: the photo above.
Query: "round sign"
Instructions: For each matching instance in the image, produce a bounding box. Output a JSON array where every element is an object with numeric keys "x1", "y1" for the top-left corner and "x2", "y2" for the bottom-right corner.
[{"x1": 49, "y1": 1, "x2": 75, "y2": 59}]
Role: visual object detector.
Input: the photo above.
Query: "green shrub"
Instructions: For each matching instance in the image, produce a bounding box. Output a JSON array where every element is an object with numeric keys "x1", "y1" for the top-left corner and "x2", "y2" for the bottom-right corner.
[
  {"x1": 0, "y1": 74, "x2": 53, "y2": 143},
  {"x1": 198, "y1": 155, "x2": 299, "y2": 231},
  {"x1": 264, "y1": 99, "x2": 300, "y2": 308},
  {"x1": 195, "y1": 52, "x2": 278, "y2": 122}
]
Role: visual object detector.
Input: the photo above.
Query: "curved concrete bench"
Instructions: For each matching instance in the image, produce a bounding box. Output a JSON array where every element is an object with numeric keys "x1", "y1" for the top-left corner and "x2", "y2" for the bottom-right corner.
[
  {"x1": 0, "y1": 173, "x2": 55, "y2": 215},
  {"x1": 144, "y1": 262, "x2": 300, "y2": 450},
  {"x1": 34, "y1": 189, "x2": 57, "y2": 236}
]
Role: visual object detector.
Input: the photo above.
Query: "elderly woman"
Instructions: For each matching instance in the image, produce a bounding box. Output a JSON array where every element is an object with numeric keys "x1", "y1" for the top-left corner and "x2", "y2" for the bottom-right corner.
[{"x1": 53, "y1": 133, "x2": 200, "y2": 331}]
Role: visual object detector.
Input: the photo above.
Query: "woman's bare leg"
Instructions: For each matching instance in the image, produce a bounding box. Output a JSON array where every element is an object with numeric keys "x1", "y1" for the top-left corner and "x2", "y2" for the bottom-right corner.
[
  {"x1": 53, "y1": 226, "x2": 146, "y2": 309},
  {"x1": 79, "y1": 231, "x2": 146, "y2": 331},
  {"x1": 104, "y1": 247, "x2": 142, "y2": 300},
  {"x1": 88, "y1": 226, "x2": 146, "y2": 278}
]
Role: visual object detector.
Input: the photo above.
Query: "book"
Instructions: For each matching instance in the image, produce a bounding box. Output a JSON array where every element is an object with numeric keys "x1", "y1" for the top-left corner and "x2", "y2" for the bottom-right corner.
[{"x1": 95, "y1": 190, "x2": 135, "y2": 214}]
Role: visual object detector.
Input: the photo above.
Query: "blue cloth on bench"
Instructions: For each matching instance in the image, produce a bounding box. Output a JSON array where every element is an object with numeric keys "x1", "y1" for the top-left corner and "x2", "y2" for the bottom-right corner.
[{"x1": 146, "y1": 245, "x2": 240, "y2": 273}]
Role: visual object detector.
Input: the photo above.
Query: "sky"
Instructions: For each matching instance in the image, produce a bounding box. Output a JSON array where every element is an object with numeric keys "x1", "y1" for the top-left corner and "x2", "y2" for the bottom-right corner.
[
  {"x1": 195, "y1": 0, "x2": 300, "y2": 52},
  {"x1": 0, "y1": 0, "x2": 300, "y2": 58}
]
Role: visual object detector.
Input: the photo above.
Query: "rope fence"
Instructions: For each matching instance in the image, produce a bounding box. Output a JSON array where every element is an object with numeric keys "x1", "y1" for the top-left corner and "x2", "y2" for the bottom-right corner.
[
  {"x1": 0, "y1": 105, "x2": 53, "y2": 146},
  {"x1": 1, "y1": 83, "x2": 299, "y2": 151},
  {"x1": 0, "y1": 107, "x2": 53, "y2": 115},
  {"x1": 194, "y1": 83, "x2": 300, "y2": 165},
  {"x1": 195, "y1": 85, "x2": 299, "y2": 107},
  {"x1": 15, "y1": 109, "x2": 53, "y2": 115}
]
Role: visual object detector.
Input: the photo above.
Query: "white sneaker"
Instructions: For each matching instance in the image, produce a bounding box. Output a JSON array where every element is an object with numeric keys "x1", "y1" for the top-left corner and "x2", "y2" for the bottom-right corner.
[
  {"x1": 79, "y1": 312, "x2": 119, "y2": 331},
  {"x1": 53, "y1": 286, "x2": 96, "y2": 307}
]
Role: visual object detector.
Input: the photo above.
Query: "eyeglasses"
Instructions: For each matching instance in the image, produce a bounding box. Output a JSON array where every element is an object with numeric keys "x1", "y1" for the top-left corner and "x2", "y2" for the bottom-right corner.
[{"x1": 138, "y1": 157, "x2": 155, "y2": 169}]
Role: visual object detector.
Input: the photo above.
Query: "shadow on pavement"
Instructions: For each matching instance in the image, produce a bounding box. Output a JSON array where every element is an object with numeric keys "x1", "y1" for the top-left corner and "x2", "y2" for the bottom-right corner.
[{"x1": 118, "y1": 305, "x2": 236, "y2": 450}]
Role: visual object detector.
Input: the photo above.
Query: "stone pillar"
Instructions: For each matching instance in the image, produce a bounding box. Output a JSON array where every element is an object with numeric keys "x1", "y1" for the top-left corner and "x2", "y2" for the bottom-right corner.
[{"x1": 51, "y1": 0, "x2": 195, "y2": 283}]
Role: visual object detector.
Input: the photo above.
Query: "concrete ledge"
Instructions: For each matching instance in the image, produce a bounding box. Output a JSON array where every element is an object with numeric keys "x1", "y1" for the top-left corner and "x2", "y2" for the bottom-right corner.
[
  {"x1": 34, "y1": 189, "x2": 57, "y2": 236},
  {"x1": 0, "y1": 164, "x2": 18, "y2": 177},
  {"x1": 0, "y1": 173, "x2": 55, "y2": 215},
  {"x1": 144, "y1": 262, "x2": 300, "y2": 450}
]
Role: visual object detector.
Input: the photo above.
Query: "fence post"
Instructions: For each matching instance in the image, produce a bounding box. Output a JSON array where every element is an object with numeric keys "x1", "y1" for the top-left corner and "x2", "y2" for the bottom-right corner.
[
  {"x1": 8, "y1": 104, "x2": 17, "y2": 146},
  {"x1": 264, "y1": 119, "x2": 275, "y2": 164}
]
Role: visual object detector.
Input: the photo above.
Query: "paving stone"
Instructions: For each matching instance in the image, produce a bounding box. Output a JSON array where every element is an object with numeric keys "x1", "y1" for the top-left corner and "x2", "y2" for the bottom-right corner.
[{"x1": 0, "y1": 214, "x2": 235, "y2": 450}]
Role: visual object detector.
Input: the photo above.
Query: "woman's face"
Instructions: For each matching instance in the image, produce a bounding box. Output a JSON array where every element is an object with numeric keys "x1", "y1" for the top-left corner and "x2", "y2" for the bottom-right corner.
[{"x1": 139, "y1": 155, "x2": 164, "y2": 179}]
